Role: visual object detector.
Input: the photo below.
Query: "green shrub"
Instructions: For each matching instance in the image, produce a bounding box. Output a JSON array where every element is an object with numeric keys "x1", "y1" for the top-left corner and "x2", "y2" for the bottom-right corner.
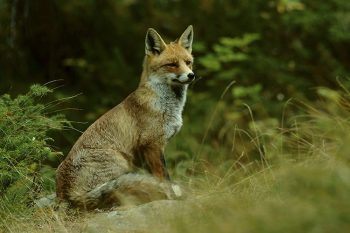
[{"x1": 0, "y1": 84, "x2": 68, "y2": 212}]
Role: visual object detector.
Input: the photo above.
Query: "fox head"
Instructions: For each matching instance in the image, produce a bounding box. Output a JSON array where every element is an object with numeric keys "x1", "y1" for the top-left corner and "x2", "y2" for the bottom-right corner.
[{"x1": 141, "y1": 25, "x2": 195, "y2": 86}]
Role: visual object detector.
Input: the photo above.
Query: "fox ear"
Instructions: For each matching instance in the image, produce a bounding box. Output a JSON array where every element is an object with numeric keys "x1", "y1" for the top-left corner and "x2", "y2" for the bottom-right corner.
[
  {"x1": 178, "y1": 25, "x2": 193, "y2": 53},
  {"x1": 145, "y1": 28, "x2": 167, "y2": 56}
]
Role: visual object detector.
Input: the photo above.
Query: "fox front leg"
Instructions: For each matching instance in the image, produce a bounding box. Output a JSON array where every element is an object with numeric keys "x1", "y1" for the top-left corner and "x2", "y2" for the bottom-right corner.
[
  {"x1": 151, "y1": 150, "x2": 184, "y2": 198},
  {"x1": 133, "y1": 145, "x2": 184, "y2": 198},
  {"x1": 145, "y1": 147, "x2": 169, "y2": 180},
  {"x1": 133, "y1": 144, "x2": 169, "y2": 180},
  {"x1": 159, "y1": 151, "x2": 184, "y2": 198}
]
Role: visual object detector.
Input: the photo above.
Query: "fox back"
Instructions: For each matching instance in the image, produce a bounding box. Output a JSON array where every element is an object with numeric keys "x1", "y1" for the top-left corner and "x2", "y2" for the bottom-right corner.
[{"x1": 56, "y1": 26, "x2": 195, "y2": 209}]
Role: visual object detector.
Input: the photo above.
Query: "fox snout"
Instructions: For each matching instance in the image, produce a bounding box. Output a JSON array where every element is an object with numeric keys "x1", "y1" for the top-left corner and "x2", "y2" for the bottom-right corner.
[
  {"x1": 187, "y1": 72, "x2": 195, "y2": 81},
  {"x1": 174, "y1": 72, "x2": 195, "y2": 85}
]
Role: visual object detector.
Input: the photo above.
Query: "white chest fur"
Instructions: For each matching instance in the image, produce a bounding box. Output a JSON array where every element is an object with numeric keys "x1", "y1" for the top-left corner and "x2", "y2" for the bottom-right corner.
[{"x1": 149, "y1": 82, "x2": 188, "y2": 140}]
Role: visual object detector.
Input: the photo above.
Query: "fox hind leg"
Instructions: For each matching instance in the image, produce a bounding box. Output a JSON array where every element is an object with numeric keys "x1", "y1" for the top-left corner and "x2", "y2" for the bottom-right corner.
[{"x1": 76, "y1": 173, "x2": 177, "y2": 209}]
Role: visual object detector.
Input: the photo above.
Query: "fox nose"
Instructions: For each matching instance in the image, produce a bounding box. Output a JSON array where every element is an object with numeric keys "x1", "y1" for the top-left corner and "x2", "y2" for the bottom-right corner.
[{"x1": 187, "y1": 72, "x2": 195, "y2": 81}]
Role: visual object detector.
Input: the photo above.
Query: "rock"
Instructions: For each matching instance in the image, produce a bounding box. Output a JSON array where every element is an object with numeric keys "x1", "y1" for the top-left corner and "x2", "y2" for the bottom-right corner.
[
  {"x1": 83, "y1": 199, "x2": 192, "y2": 233},
  {"x1": 34, "y1": 193, "x2": 56, "y2": 208}
]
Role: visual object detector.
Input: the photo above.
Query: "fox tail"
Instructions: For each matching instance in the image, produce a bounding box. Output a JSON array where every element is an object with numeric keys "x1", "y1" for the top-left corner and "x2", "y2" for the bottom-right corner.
[{"x1": 68, "y1": 173, "x2": 182, "y2": 209}]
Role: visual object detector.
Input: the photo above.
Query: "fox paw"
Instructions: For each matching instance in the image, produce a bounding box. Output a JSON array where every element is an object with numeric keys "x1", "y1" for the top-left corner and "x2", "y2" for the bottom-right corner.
[{"x1": 171, "y1": 184, "x2": 183, "y2": 198}]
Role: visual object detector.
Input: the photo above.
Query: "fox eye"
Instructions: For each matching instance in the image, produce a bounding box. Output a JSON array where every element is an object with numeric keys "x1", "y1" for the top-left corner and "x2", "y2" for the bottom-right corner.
[
  {"x1": 185, "y1": 60, "x2": 192, "y2": 66},
  {"x1": 165, "y1": 62, "x2": 178, "y2": 67}
]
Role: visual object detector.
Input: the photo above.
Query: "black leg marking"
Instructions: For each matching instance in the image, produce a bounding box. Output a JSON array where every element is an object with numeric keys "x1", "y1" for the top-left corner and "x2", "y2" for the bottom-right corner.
[{"x1": 160, "y1": 153, "x2": 171, "y2": 180}]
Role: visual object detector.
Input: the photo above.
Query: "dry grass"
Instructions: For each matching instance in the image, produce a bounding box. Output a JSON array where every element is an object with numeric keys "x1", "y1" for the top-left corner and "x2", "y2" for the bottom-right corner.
[{"x1": 2, "y1": 88, "x2": 350, "y2": 232}]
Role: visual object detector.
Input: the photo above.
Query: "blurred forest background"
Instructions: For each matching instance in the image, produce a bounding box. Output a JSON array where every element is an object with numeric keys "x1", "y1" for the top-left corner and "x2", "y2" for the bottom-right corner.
[
  {"x1": 2, "y1": 0, "x2": 349, "y2": 156},
  {"x1": 1, "y1": 0, "x2": 350, "y2": 222}
]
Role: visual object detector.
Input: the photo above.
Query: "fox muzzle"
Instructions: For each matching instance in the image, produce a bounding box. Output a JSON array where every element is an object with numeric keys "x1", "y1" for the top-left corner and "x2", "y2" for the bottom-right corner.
[{"x1": 173, "y1": 72, "x2": 195, "y2": 84}]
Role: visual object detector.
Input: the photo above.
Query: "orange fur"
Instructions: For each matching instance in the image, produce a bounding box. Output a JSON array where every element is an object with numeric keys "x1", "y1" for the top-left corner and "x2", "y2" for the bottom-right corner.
[{"x1": 56, "y1": 25, "x2": 195, "y2": 209}]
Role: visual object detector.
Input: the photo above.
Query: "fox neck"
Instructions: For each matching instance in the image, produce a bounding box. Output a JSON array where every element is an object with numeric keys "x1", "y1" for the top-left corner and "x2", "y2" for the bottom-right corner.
[
  {"x1": 138, "y1": 70, "x2": 186, "y2": 116},
  {"x1": 146, "y1": 76, "x2": 188, "y2": 113}
]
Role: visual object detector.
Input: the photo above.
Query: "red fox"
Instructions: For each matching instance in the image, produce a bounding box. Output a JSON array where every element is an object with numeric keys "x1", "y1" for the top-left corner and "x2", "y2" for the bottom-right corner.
[{"x1": 56, "y1": 26, "x2": 195, "y2": 209}]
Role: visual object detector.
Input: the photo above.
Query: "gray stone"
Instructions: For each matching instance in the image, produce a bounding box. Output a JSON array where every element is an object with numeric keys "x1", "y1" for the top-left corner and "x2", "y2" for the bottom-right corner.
[
  {"x1": 34, "y1": 193, "x2": 56, "y2": 208},
  {"x1": 83, "y1": 199, "x2": 192, "y2": 233}
]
